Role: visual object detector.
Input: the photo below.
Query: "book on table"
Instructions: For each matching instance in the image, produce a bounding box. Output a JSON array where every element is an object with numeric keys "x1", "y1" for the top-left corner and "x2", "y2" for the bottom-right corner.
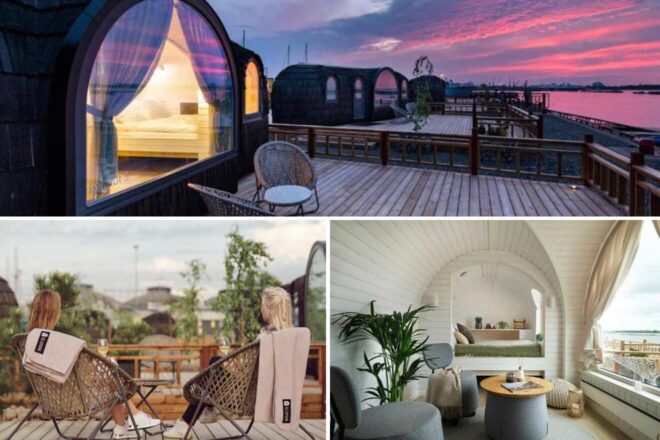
[{"x1": 501, "y1": 381, "x2": 543, "y2": 393}]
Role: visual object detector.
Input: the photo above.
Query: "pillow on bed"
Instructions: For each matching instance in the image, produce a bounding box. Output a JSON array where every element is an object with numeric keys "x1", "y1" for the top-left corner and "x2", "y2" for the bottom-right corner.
[
  {"x1": 456, "y1": 323, "x2": 475, "y2": 344},
  {"x1": 547, "y1": 378, "x2": 577, "y2": 409},
  {"x1": 454, "y1": 331, "x2": 469, "y2": 345}
]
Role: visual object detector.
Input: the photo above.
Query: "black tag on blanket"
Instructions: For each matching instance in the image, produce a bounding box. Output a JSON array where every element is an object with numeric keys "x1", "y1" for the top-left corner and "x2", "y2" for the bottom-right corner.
[
  {"x1": 35, "y1": 331, "x2": 50, "y2": 354},
  {"x1": 282, "y1": 399, "x2": 291, "y2": 423}
]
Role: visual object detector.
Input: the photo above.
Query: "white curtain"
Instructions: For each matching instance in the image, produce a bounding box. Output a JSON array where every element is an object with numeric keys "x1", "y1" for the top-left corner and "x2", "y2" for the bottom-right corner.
[{"x1": 581, "y1": 220, "x2": 643, "y2": 369}]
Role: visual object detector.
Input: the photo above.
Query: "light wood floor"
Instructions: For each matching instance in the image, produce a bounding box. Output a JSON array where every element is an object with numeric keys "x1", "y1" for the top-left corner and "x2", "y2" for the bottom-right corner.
[
  {"x1": 0, "y1": 419, "x2": 325, "y2": 440},
  {"x1": 238, "y1": 158, "x2": 623, "y2": 216},
  {"x1": 343, "y1": 115, "x2": 474, "y2": 136}
]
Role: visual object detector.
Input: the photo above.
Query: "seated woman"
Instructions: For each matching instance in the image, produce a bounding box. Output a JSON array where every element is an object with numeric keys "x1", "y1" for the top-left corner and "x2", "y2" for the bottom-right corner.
[
  {"x1": 27, "y1": 290, "x2": 160, "y2": 439},
  {"x1": 163, "y1": 287, "x2": 293, "y2": 439}
]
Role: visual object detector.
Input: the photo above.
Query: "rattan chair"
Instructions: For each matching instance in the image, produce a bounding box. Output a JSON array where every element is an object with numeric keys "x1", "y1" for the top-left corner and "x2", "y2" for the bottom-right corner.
[
  {"x1": 8, "y1": 333, "x2": 143, "y2": 440},
  {"x1": 187, "y1": 183, "x2": 273, "y2": 216},
  {"x1": 182, "y1": 341, "x2": 315, "y2": 440},
  {"x1": 253, "y1": 141, "x2": 319, "y2": 214}
]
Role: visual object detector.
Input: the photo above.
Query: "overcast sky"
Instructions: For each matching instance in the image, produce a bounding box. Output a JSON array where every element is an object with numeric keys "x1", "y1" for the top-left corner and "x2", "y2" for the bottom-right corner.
[
  {"x1": 211, "y1": 0, "x2": 660, "y2": 85},
  {"x1": 601, "y1": 220, "x2": 660, "y2": 331},
  {"x1": 0, "y1": 220, "x2": 326, "y2": 305}
]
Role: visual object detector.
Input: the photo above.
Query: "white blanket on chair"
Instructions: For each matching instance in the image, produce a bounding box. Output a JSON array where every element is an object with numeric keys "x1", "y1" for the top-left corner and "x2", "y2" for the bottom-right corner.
[
  {"x1": 426, "y1": 367, "x2": 463, "y2": 420},
  {"x1": 254, "y1": 327, "x2": 311, "y2": 431},
  {"x1": 22, "y1": 329, "x2": 85, "y2": 384}
]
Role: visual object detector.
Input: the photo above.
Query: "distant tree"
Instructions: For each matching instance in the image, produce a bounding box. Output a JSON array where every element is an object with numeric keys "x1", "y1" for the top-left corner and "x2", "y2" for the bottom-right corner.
[
  {"x1": 33, "y1": 271, "x2": 86, "y2": 338},
  {"x1": 111, "y1": 311, "x2": 153, "y2": 344},
  {"x1": 411, "y1": 55, "x2": 435, "y2": 132},
  {"x1": 214, "y1": 228, "x2": 281, "y2": 345},
  {"x1": 0, "y1": 309, "x2": 30, "y2": 404},
  {"x1": 171, "y1": 259, "x2": 206, "y2": 343}
]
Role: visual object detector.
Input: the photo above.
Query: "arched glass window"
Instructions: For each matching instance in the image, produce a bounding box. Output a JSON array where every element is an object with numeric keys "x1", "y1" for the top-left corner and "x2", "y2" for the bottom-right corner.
[
  {"x1": 374, "y1": 70, "x2": 398, "y2": 109},
  {"x1": 85, "y1": 0, "x2": 235, "y2": 204},
  {"x1": 401, "y1": 79, "x2": 409, "y2": 101},
  {"x1": 353, "y1": 77, "x2": 365, "y2": 119},
  {"x1": 326, "y1": 76, "x2": 338, "y2": 103},
  {"x1": 245, "y1": 60, "x2": 260, "y2": 115}
]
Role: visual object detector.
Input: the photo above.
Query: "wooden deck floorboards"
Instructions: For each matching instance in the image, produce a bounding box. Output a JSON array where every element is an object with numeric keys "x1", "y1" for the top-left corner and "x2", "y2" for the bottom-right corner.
[
  {"x1": 343, "y1": 114, "x2": 473, "y2": 136},
  {"x1": 237, "y1": 158, "x2": 623, "y2": 217},
  {"x1": 0, "y1": 419, "x2": 325, "y2": 440}
]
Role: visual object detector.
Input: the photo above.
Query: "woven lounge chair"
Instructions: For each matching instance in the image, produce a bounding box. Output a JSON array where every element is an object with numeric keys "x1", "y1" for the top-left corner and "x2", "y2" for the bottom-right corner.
[
  {"x1": 8, "y1": 333, "x2": 145, "y2": 440},
  {"x1": 182, "y1": 340, "x2": 316, "y2": 440},
  {"x1": 253, "y1": 141, "x2": 319, "y2": 214},
  {"x1": 187, "y1": 183, "x2": 272, "y2": 216}
]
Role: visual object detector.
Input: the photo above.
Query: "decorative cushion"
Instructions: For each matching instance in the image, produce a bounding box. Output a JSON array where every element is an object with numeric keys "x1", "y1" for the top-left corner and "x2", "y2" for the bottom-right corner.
[
  {"x1": 547, "y1": 378, "x2": 577, "y2": 409},
  {"x1": 454, "y1": 331, "x2": 469, "y2": 345},
  {"x1": 456, "y1": 323, "x2": 475, "y2": 344}
]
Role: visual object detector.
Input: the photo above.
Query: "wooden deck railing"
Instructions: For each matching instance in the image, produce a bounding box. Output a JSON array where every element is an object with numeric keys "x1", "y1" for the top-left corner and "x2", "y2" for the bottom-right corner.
[
  {"x1": 1, "y1": 342, "x2": 326, "y2": 392},
  {"x1": 269, "y1": 123, "x2": 659, "y2": 216},
  {"x1": 603, "y1": 339, "x2": 660, "y2": 377}
]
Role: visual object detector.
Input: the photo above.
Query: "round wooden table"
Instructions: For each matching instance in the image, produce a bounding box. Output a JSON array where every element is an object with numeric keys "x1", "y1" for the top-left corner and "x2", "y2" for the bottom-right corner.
[{"x1": 480, "y1": 376, "x2": 553, "y2": 440}]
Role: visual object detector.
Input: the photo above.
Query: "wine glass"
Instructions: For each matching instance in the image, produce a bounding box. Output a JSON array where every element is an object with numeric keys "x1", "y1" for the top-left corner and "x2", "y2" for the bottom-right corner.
[
  {"x1": 218, "y1": 336, "x2": 231, "y2": 356},
  {"x1": 97, "y1": 338, "x2": 109, "y2": 356}
]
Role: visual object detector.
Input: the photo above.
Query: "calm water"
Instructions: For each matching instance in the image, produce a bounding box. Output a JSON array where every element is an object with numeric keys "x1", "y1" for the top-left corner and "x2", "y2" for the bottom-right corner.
[
  {"x1": 547, "y1": 91, "x2": 660, "y2": 131},
  {"x1": 603, "y1": 331, "x2": 660, "y2": 344}
]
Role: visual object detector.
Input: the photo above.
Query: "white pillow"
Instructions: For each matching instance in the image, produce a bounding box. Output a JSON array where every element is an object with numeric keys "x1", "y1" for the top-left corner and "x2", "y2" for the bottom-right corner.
[{"x1": 454, "y1": 331, "x2": 469, "y2": 344}]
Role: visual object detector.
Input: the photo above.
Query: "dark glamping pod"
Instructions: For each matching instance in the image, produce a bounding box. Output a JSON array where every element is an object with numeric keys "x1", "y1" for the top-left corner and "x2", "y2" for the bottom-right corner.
[
  {"x1": 272, "y1": 64, "x2": 409, "y2": 126},
  {"x1": 410, "y1": 75, "x2": 447, "y2": 102},
  {"x1": 0, "y1": 0, "x2": 269, "y2": 215}
]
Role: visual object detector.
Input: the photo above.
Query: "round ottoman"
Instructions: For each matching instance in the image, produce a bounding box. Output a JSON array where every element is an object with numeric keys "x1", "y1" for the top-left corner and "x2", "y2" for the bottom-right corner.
[
  {"x1": 342, "y1": 401, "x2": 444, "y2": 440},
  {"x1": 459, "y1": 370, "x2": 479, "y2": 417}
]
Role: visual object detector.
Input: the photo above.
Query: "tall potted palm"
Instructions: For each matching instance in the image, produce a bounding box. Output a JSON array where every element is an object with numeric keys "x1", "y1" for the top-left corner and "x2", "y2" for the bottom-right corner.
[{"x1": 333, "y1": 301, "x2": 434, "y2": 404}]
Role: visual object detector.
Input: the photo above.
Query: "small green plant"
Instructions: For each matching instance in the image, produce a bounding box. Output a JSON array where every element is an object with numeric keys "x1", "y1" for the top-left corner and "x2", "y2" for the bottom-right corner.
[
  {"x1": 536, "y1": 333, "x2": 544, "y2": 343},
  {"x1": 411, "y1": 56, "x2": 434, "y2": 132},
  {"x1": 333, "y1": 301, "x2": 434, "y2": 404},
  {"x1": 496, "y1": 320, "x2": 509, "y2": 329}
]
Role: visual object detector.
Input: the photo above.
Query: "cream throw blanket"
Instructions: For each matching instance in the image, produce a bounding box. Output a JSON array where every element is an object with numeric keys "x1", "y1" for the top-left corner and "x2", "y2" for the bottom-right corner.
[
  {"x1": 23, "y1": 329, "x2": 86, "y2": 384},
  {"x1": 426, "y1": 367, "x2": 463, "y2": 420},
  {"x1": 254, "y1": 327, "x2": 311, "y2": 431}
]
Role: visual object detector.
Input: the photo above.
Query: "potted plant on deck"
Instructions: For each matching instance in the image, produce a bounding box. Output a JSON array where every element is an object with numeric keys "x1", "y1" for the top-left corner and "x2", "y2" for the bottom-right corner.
[{"x1": 333, "y1": 301, "x2": 434, "y2": 404}]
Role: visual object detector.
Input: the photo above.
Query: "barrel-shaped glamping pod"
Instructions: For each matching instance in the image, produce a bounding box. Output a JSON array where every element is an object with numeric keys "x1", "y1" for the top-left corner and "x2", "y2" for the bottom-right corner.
[
  {"x1": 0, "y1": 0, "x2": 269, "y2": 215},
  {"x1": 410, "y1": 75, "x2": 447, "y2": 102},
  {"x1": 272, "y1": 64, "x2": 409, "y2": 126}
]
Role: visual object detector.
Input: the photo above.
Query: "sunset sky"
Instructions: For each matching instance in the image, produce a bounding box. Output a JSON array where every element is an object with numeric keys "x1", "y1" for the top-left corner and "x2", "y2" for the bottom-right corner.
[{"x1": 211, "y1": 0, "x2": 660, "y2": 85}]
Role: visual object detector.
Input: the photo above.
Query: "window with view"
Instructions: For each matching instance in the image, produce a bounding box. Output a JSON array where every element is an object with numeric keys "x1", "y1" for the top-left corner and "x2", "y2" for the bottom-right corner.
[
  {"x1": 245, "y1": 61, "x2": 260, "y2": 115},
  {"x1": 326, "y1": 76, "x2": 337, "y2": 102},
  {"x1": 85, "y1": 0, "x2": 234, "y2": 203},
  {"x1": 374, "y1": 70, "x2": 398, "y2": 109},
  {"x1": 600, "y1": 221, "x2": 660, "y2": 388}
]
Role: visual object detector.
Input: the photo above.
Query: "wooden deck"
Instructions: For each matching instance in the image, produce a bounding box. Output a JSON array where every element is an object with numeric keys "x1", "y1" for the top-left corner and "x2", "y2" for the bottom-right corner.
[
  {"x1": 238, "y1": 158, "x2": 624, "y2": 216},
  {"x1": 343, "y1": 115, "x2": 473, "y2": 136},
  {"x1": 0, "y1": 419, "x2": 325, "y2": 440}
]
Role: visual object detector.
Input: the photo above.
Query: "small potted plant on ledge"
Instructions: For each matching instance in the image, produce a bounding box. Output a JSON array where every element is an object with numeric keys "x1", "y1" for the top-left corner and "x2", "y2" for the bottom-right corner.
[
  {"x1": 496, "y1": 320, "x2": 509, "y2": 330},
  {"x1": 333, "y1": 301, "x2": 434, "y2": 404}
]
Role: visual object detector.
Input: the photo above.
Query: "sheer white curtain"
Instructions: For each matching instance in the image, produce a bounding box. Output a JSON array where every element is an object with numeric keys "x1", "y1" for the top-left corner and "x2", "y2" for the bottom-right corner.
[{"x1": 581, "y1": 221, "x2": 643, "y2": 369}]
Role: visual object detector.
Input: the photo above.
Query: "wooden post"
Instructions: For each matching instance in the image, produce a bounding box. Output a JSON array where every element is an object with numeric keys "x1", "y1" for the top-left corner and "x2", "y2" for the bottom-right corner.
[
  {"x1": 307, "y1": 127, "x2": 316, "y2": 159},
  {"x1": 470, "y1": 127, "x2": 479, "y2": 175},
  {"x1": 472, "y1": 100, "x2": 478, "y2": 126},
  {"x1": 638, "y1": 138, "x2": 655, "y2": 156},
  {"x1": 537, "y1": 114, "x2": 544, "y2": 139},
  {"x1": 583, "y1": 135, "x2": 593, "y2": 185},
  {"x1": 629, "y1": 151, "x2": 645, "y2": 216},
  {"x1": 541, "y1": 94, "x2": 547, "y2": 113},
  {"x1": 380, "y1": 132, "x2": 390, "y2": 166}
]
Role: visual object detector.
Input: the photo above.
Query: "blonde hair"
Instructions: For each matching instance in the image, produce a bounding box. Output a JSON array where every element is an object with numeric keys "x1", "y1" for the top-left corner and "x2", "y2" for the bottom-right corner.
[
  {"x1": 261, "y1": 287, "x2": 293, "y2": 330},
  {"x1": 28, "y1": 290, "x2": 62, "y2": 331}
]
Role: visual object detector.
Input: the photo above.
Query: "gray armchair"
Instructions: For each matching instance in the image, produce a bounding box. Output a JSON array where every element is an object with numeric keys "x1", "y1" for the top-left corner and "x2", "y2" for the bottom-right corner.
[
  {"x1": 330, "y1": 366, "x2": 443, "y2": 440},
  {"x1": 423, "y1": 343, "x2": 479, "y2": 421}
]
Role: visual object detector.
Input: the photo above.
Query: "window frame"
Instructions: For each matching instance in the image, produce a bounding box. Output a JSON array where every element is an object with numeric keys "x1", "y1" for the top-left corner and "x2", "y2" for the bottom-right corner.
[
  {"x1": 244, "y1": 58, "x2": 262, "y2": 120},
  {"x1": 401, "y1": 79, "x2": 408, "y2": 101},
  {"x1": 325, "y1": 75, "x2": 338, "y2": 104},
  {"x1": 53, "y1": 0, "x2": 241, "y2": 215},
  {"x1": 373, "y1": 68, "x2": 399, "y2": 110}
]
